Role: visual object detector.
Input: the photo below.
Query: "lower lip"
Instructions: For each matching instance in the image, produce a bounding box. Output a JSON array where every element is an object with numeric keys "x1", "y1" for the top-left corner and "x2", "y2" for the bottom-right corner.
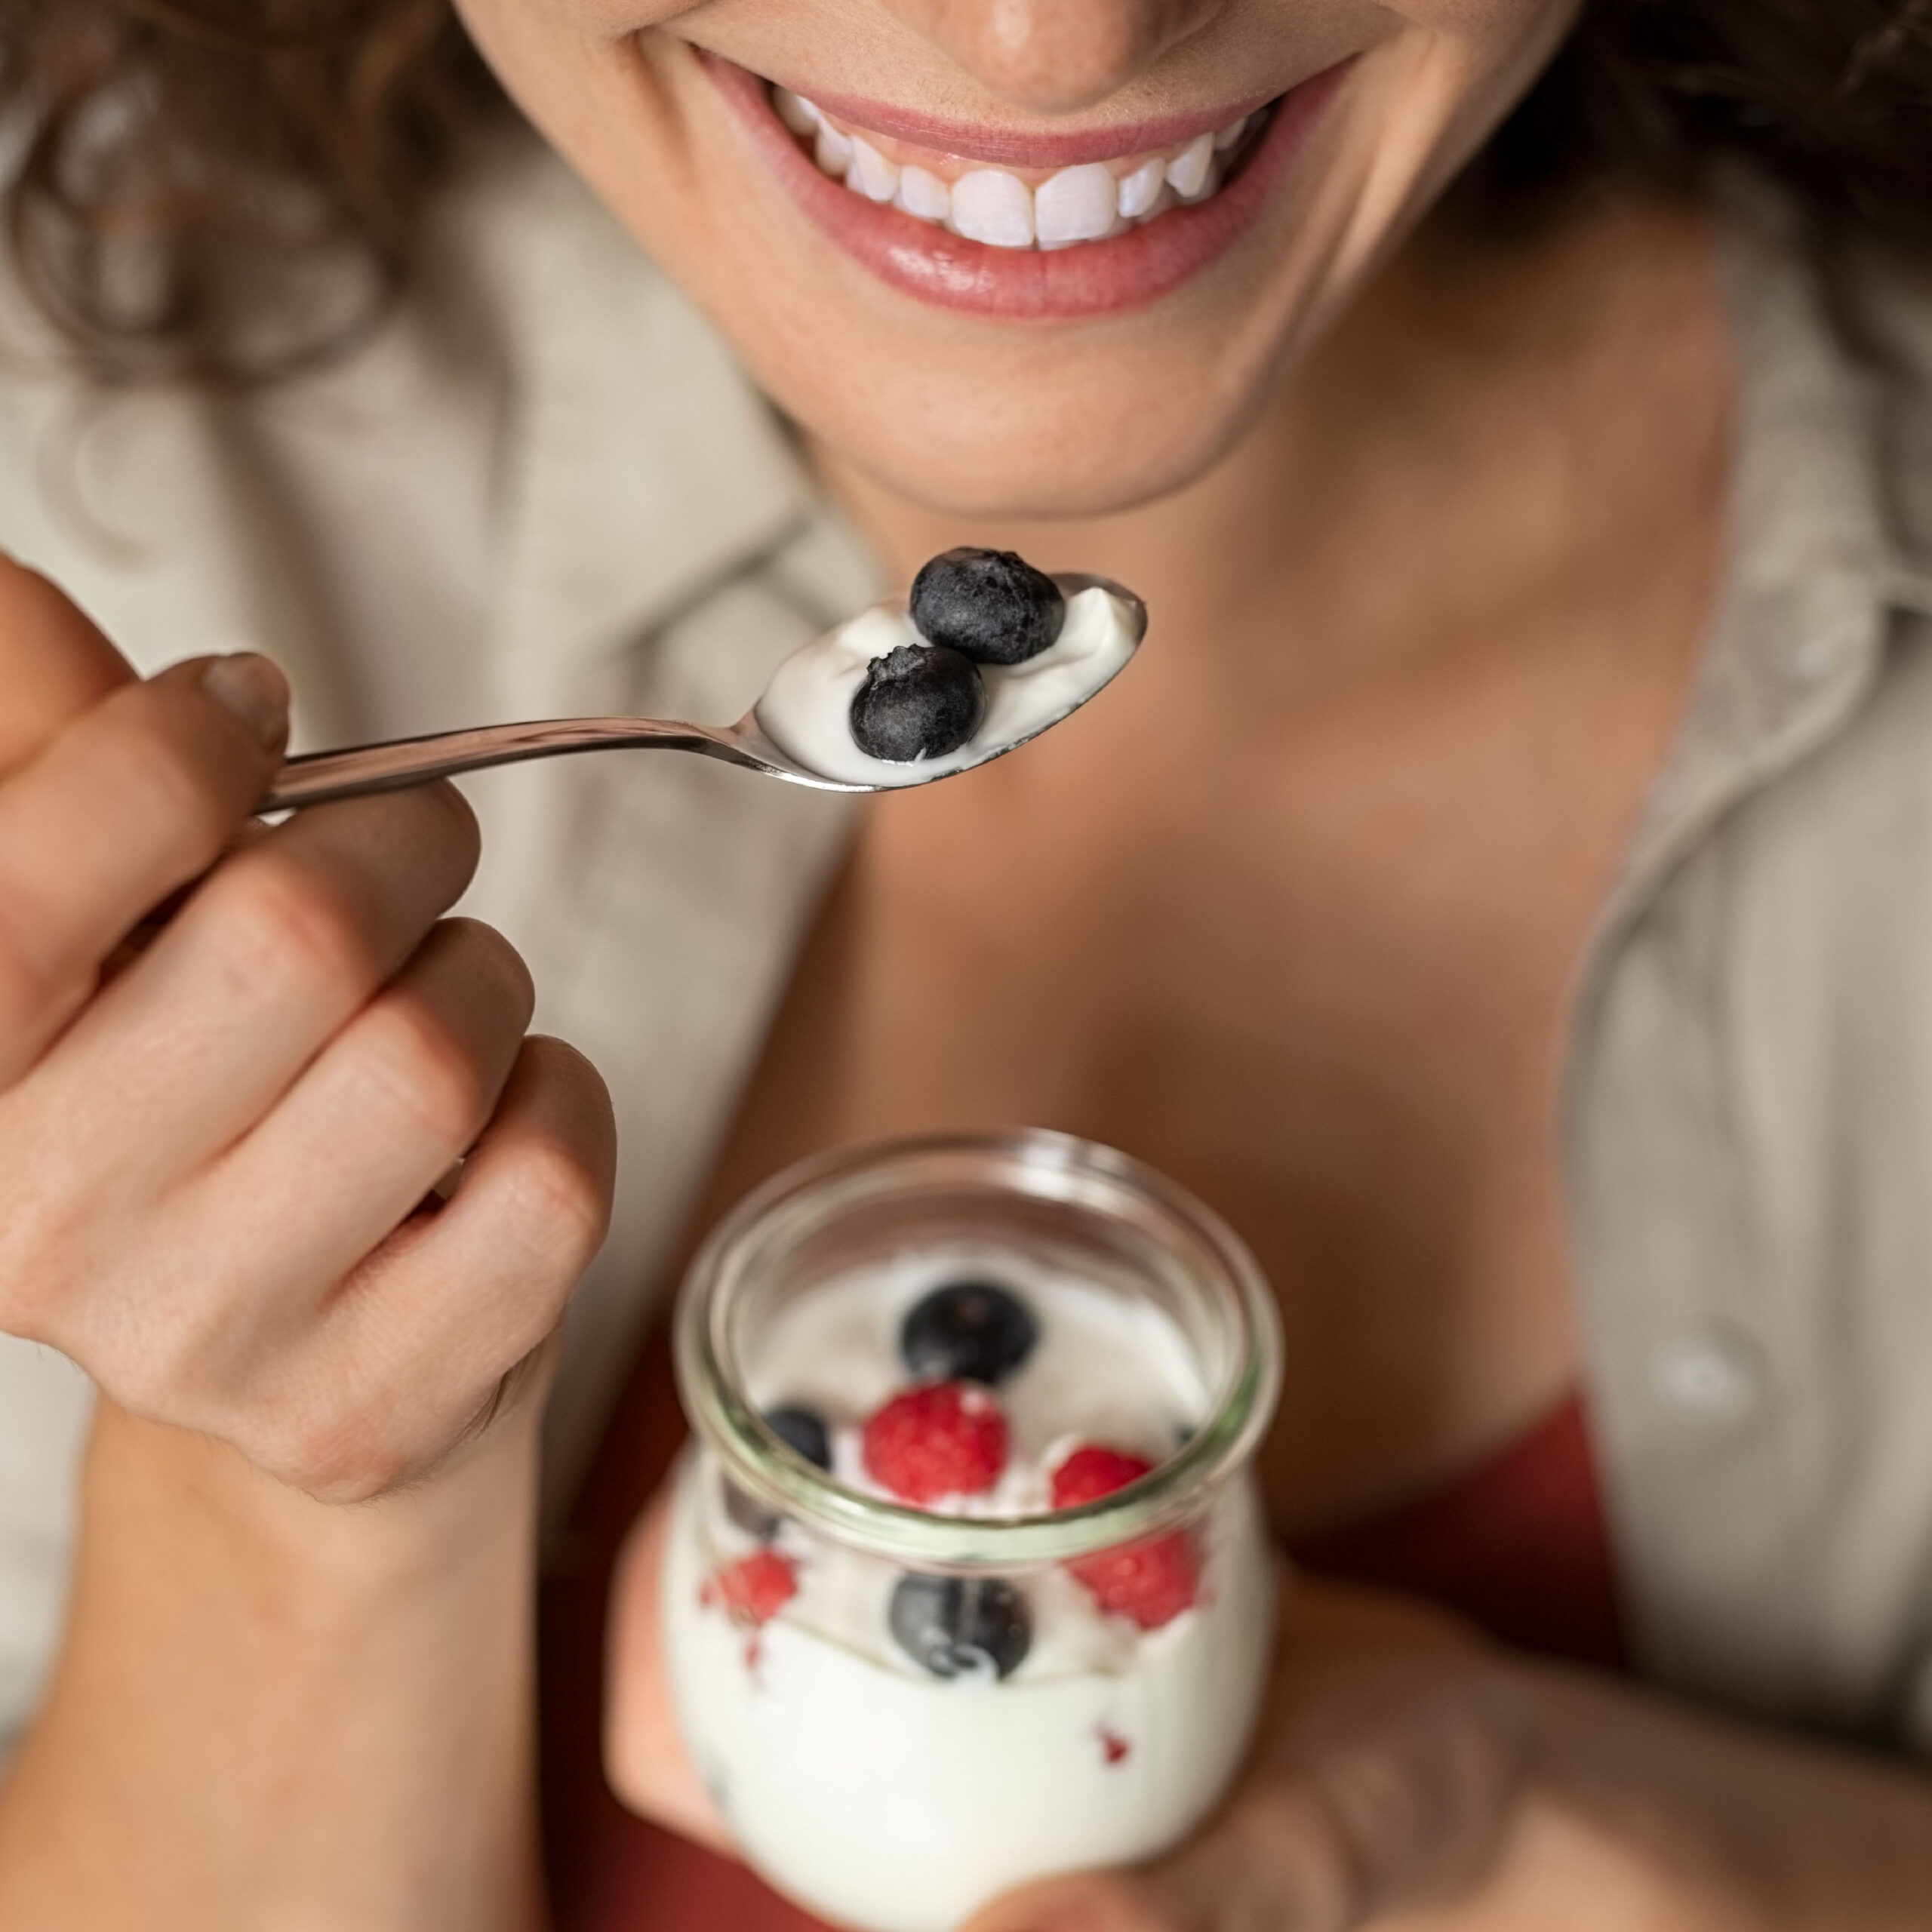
[{"x1": 703, "y1": 55, "x2": 1348, "y2": 323}]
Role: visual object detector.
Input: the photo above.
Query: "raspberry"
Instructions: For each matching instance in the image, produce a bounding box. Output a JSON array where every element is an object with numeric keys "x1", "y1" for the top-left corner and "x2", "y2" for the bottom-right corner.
[
  {"x1": 702, "y1": 1548, "x2": 798, "y2": 1627},
  {"x1": 863, "y1": 1381, "x2": 1008, "y2": 1504},
  {"x1": 1051, "y1": 1445, "x2": 1155, "y2": 1508},
  {"x1": 1069, "y1": 1534, "x2": 1200, "y2": 1630},
  {"x1": 1051, "y1": 1441, "x2": 1199, "y2": 1631}
]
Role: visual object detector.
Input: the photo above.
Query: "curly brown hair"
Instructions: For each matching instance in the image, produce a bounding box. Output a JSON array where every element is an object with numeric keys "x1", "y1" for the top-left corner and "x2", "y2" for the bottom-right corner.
[
  {"x1": 2, "y1": 0, "x2": 1929, "y2": 383},
  {"x1": 0, "y1": 0, "x2": 499, "y2": 380}
]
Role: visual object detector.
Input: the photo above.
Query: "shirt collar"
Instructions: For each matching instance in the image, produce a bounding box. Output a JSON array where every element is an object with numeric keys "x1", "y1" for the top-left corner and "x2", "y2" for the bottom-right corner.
[
  {"x1": 1609, "y1": 183, "x2": 1905, "y2": 918},
  {"x1": 459, "y1": 137, "x2": 824, "y2": 716}
]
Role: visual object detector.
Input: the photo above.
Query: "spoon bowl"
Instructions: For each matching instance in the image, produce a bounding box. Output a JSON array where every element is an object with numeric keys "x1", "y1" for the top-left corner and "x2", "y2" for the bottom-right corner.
[{"x1": 262, "y1": 571, "x2": 1144, "y2": 814}]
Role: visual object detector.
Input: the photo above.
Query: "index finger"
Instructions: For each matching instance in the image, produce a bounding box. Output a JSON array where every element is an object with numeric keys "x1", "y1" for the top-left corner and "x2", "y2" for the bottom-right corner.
[{"x1": 0, "y1": 555, "x2": 135, "y2": 774}]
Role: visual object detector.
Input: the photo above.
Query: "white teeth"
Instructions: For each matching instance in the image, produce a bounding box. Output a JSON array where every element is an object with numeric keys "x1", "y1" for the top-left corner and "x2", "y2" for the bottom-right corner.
[
  {"x1": 949, "y1": 168, "x2": 1035, "y2": 248},
  {"x1": 780, "y1": 85, "x2": 1251, "y2": 249},
  {"x1": 1166, "y1": 132, "x2": 1214, "y2": 199},
  {"x1": 848, "y1": 136, "x2": 900, "y2": 204},
  {"x1": 895, "y1": 165, "x2": 952, "y2": 224},
  {"x1": 1033, "y1": 162, "x2": 1118, "y2": 249},
  {"x1": 814, "y1": 122, "x2": 854, "y2": 176},
  {"x1": 1137, "y1": 183, "x2": 1179, "y2": 226},
  {"x1": 775, "y1": 88, "x2": 821, "y2": 137},
  {"x1": 1178, "y1": 160, "x2": 1219, "y2": 205},
  {"x1": 1115, "y1": 156, "x2": 1166, "y2": 220}
]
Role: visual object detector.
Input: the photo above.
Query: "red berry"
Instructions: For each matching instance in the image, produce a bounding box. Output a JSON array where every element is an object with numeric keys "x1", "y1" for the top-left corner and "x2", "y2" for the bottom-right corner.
[
  {"x1": 1052, "y1": 1441, "x2": 1199, "y2": 1630},
  {"x1": 1051, "y1": 1444, "x2": 1155, "y2": 1508},
  {"x1": 1069, "y1": 1534, "x2": 1200, "y2": 1629},
  {"x1": 863, "y1": 1381, "x2": 1008, "y2": 1504},
  {"x1": 702, "y1": 1548, "x2": 798, "y2": 1627}
]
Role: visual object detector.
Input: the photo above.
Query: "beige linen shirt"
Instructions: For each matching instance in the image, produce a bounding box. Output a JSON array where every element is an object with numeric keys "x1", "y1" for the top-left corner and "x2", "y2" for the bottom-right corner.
[{"x1": 2, "y1": 138, "x2": 1931, "y2": 1767}]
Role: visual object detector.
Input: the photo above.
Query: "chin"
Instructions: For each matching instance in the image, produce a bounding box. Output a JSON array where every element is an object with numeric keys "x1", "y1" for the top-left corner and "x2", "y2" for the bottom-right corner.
[
  {"x1": 725, "y1": 304, "x2": 1270, "y2": 515},
  {"x1": 805, "y1": 389, "x2": 1262, "y2": 520}
]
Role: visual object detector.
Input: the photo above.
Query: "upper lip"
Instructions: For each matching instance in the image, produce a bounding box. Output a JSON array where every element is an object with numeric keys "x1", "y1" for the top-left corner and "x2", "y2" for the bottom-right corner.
[{"x1": 756, "y1": 72, "x2": 1284, "y2": 171}]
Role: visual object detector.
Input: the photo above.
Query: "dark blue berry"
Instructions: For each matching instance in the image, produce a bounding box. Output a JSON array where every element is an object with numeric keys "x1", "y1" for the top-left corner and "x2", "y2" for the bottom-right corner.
[
  {"x1": 850, "y1": 645, "x2": 986, "y2": 762},
  {"x1": 889, "y1": 1573, "x2": 1031, "y2": 1679},
  {"x1": 764, "y1": 1404, "x2": 832, "y2": 1471},
  {"x1": 724, "y1": 1404, "x2": 834, "y2": 1538},
  {"x1": 909, "y1": 548, "x2": 1066, "y2": 666},
  {"x1": 901, "y1": 1280, "x2": 1038, "y2": 1386}
]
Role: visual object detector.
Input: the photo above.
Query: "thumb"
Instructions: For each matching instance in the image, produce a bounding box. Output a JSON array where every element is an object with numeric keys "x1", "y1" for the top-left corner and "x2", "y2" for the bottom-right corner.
[
  {"x1": 962, "y1": 1869, "x2": 1178, "y2": 1932},
  {"x1": 961, "y1": 1783, "x2": 1368, "y2": 1932}
]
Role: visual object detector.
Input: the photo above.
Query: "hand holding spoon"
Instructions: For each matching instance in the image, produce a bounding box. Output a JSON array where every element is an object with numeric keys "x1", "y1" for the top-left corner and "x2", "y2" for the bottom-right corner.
[{"x1": 263, "y1": 555, "x2": 1143, "y2": 813}]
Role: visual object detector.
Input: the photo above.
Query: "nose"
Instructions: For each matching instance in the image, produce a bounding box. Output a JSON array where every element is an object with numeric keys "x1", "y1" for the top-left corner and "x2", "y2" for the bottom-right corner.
[{"x1": 891, "y1": 0, "x2": 1229, "y2": 114}]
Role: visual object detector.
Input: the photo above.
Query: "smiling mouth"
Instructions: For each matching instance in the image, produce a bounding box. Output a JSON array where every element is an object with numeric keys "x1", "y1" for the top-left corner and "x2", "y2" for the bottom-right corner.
[
  {"x1": 773, "y1": 89, "x2": 1276, "y2": 252},
  {"x1": 703, "y1": 54, "x2": 1349, "y2": 321}
]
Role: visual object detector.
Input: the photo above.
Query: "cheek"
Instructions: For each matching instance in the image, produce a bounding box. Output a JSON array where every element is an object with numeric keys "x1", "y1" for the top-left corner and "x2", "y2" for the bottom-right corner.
[
  {"x1": 450, "y1": 0, "x2": 691, "y2": 158},
  {"x1": 455, "y1": 0, "x2": 697, "y2": 53},
  {"x1": 1392, "y1": 0, "x2": 1584, "y2": 115}
]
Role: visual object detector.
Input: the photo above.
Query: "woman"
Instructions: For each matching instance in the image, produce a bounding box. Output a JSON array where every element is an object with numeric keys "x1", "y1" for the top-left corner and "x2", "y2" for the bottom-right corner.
[{"x1": 0, "y1": 0, "x2": 1930, "y2": 1924}]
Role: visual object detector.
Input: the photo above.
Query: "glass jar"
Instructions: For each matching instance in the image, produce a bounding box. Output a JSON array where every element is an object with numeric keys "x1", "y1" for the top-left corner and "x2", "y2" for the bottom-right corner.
[{"x1": 663, "y1": 1130, "x2": 1282, "y2": 1932}]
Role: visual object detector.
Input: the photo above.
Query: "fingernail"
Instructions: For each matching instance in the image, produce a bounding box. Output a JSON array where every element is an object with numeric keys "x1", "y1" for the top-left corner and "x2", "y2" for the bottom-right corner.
[{"x1": 201, "y1": 653, "x2": 290, "y2": 751}]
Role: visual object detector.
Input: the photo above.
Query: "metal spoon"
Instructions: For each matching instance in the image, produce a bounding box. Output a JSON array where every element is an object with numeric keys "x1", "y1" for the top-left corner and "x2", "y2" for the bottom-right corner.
[{"x1": 263, "y1": 572, "x2": 1144, "y2": 813}]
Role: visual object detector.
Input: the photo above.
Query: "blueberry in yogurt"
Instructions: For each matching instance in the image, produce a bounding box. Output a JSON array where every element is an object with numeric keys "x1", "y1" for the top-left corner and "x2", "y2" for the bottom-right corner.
[
  {"x1": 849, "y1": 644, "x2": 986, "y2": 762},
  {"x1": 910, "y1": 547, "x2": 1066, "y2": 666},
  {"x1": 900, "y1": 1280, "x2": 1038, "y2": 1387},
  {"x1": 889, "y1": 1573, "x2": 1032, "y2": 1680},
  {"x1": 764, "y1": 1403, "x2": 833, "y2": 1471},
  {"x1": 724, "y1": 1401, "x2": 834, "y2": 1537}
]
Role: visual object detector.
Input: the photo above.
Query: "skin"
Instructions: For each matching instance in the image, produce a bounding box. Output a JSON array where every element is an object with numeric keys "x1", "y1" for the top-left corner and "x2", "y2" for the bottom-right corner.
[
  {"x1": 1, "y1": 1, "x2": 1930, "y2": 1928},
  {"x1": 454, "y1": 0, "x2": 1577, "y2": 515},
  {"x1": 0, "y1": 565, "x2": 614, "y2": 1923}
]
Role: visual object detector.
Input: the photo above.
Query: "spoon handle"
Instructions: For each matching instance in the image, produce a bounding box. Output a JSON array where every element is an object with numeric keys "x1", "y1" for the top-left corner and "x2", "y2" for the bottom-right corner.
[{"x1": 262, "y1": 715, "x2": 743, "y2": 812}]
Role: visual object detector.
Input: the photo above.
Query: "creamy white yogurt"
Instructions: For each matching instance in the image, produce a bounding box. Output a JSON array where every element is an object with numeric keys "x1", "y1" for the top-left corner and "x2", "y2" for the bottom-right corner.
[
  {"x1": 755, "y1": 585, "x2": 1140, "y2": 786},
  {"x1": 662, "y1": 1252, "x2": 1277, "y2": 1932}
]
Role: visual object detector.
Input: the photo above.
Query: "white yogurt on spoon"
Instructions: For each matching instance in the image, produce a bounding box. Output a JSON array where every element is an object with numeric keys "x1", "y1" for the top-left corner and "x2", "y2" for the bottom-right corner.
[{"x1": 755, "y1": 580, "x2": 1141, "y2": 787}]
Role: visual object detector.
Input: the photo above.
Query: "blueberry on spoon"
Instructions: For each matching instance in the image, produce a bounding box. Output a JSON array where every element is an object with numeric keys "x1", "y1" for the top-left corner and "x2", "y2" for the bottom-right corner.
[
  {"x1": 849, "y1": 645, "x2": 986, "y2": 761},
  {"x1": 910, "y1": 547, "x2": 1066, "y2": 666}
]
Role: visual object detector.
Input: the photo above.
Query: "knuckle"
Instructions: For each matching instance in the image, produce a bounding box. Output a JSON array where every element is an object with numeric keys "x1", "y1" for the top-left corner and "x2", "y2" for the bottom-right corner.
[
  {"x1": 105, "y1": 1289, "x2": 254, "y2": 1434},
  {"x1": 0, "y1": 921, "x2": 85, "y2": 1050},
  {"x1": 0, "y1": 1231, "x2": 65, "y2": 1343},
  {"x1": 249, "y1": 1401, "x2": 409, "y2": 1503},
  {"x1": 214, "y1": 851, "x2": 374, "y2": 996},
  {"x1": 500, "y1": 1131, "x2": 613, "y2": 1272},
  {"x1": 368, "y1": 997, "x2": 494, "y2": 1153},
  {"x1": 0, "y1": 1161, "x2": 133, "y2": 1354}
]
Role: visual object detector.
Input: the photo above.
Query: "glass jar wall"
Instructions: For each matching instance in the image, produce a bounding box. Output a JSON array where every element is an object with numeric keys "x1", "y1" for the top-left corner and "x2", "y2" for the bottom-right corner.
[{"x1": 664, "y1": 1131, "x2": 1282, "y2": 1932}]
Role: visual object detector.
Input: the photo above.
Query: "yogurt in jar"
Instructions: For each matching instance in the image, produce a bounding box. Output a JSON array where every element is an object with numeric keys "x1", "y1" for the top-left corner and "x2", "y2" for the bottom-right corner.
[{"x1": 663, "y1": 1251, "x2": 1277, "y2": 1932}]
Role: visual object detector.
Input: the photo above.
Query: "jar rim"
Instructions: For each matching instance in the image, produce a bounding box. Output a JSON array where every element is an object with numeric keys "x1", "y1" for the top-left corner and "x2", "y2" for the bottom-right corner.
[{"x1": 672, "y1": 1129, "x2": 1281, "y2": 1570}]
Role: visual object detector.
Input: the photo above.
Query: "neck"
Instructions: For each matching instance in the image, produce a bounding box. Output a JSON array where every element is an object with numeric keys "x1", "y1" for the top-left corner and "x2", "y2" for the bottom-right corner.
[{"x1": 810, "y1": 190, "x2": 1729, "y2": 687}]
